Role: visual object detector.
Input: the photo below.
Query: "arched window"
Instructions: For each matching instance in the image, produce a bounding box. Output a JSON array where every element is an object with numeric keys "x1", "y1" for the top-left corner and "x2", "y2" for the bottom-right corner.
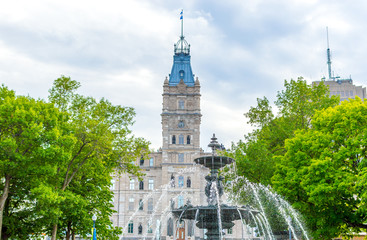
[
  {"x1": 149, "y1": 157, "x2": 154, "y2": 167},
  {"x1": 139, "y1": 199, "x2": 143, "y2": 211},
  {"x1": 128, "y1": 221, "x2": 133, "y2": 233},
  {"x1": 170, "y1": 174, "x2": 175, "y2": 187},
  {"x1": 178, "y1": 195, "x2": 184, "y2": 207},
  {"x1": 167, "y1": 218, "x2": 173, "y2": 236},
  {"x1": 172, "y1": 135, "x2": 176, "y2": 144},
  {"x1": 179, "y1": 100, "x2": 185, "y2": 109},
  {"x1": 140, "y1": 157, "x2": 144, "y2": 166},
  {"x1": 179, "y1": 134, "x2": 184, "y2": 144},
  {"x1": 179, "y1": 70, "x2": 185, "y2": 79},
  {"x1": 187, "y1": 177, "x2": 191, "y2": 188},
  {"x1": 178, "y1": 176, "x2": 184, "y2": 188},
  {"x1": 187, "y1": 135, "x2": 191, "y2": 144},
  {"x1": 138, "y1": 223, "x2": 143, "y2": 234},
  {"x1": 139, "y1": 181, "x2": 144, "y2": 190},
  {"x1": 129, "y1": 179, "x2": 135, "y2": 190}
]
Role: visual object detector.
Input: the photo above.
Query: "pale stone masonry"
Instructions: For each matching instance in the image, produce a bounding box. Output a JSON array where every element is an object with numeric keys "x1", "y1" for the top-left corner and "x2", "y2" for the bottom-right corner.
[{"x1": 313, "y1": 79, "x2": 366, "y2": 102}]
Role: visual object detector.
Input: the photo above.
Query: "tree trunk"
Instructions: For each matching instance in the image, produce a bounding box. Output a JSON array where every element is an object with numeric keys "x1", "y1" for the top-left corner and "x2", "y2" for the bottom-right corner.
[
  {"x1": 72, "y1": 230, "x2": 75, "y2": 240},
  {"x1": 0, "y1": 175, "x2": 11, "y2": 240},
  {"x1": 65, "y1": 222, "x2": 71, "y2": 240},
  {"x1": 51, "y1": 224, "x2": 58, "y2": 240}
]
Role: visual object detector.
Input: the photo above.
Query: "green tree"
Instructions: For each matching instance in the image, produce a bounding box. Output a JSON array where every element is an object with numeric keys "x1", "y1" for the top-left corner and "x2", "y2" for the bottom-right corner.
[
  {"x1": 272, "y1": 97, "x2": 367, "y2": 239},
  {"x1": 225, "y1": 77, "x2": 339, "y2": 185},
  {"x1": 0, "y1": 84, "x2": 68, "y2": 239},
  {"x1": 46, "y1": 76, "x2": 149, "y2": 240}
]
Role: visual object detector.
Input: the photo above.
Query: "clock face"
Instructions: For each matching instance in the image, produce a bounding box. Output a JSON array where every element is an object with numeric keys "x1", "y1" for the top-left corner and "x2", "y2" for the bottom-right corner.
[{"x1": 178, "y1": 120, "x2": 185, "y2": 128}]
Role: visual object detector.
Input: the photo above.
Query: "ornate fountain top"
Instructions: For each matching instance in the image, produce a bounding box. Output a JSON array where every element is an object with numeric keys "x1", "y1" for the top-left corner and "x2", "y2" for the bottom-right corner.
[{"x1": 194, "y1": 134, "x2": 234, "y2": 171}]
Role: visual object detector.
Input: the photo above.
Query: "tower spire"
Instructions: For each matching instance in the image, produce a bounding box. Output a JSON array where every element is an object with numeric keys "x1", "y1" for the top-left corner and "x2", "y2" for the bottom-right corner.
[
  {"x1": 174, "y1": 9, "x2": 190, "y2": 55},
  {"x1": 326, "y1": 27, "x2": 333, "y2": 80}
]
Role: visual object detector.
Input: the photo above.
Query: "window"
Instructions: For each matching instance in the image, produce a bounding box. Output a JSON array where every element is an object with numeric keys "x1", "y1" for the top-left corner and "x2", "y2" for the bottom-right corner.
[
  {"x1": 139, "y1": 181, "x2": 144, "y2": 190},
  {"x1": 172, "y1": 135, "x2": 176, "y2": 144},
  {"x1": 139, "y1": 199, "x2": 143, "y2": 211},
  {"x1": 138, "y1": 223, "x2": 143, "y2": 234},
  {"x1": 179, "y1": 134, "x2": 184, "y2": 144},
  {"x1": 341, "y1": 91, "x2": 345, "y2": 97},
  {"x1": 179, "y1": 70, "x2": 185, "y2": 79},
  {"x1": 178, "y1": 153, "x2": 184, "y2": 162},
  {"x1": 129, "y1": 197, "x2": 134, "y2": 211},
  {"x1": 129, "y1": 179, "x2": 135, "y2": 190},
  {"x1": 148, "y1": 198, "x2": 153, "y2": 212},
  {"x1": 187, "y1": 177, "x2": 191, "y2": 188},
  {"x1": 128, "y1": 221, "x2": 133, "y2": 233},
  {"x1": 149, "y1": 157, "x2": 154, "y2": 167},
  {"x1": 140, "y1": 157, "x2": 144, "y2": 166},
  {"x1": 179, "y1": 100, "x2": 185, "y2": 109},
  {"x1": 178, "y1": 195, "x2": 184, "y2": 207},
  {"x1": 149, "y1": 179, "x2": 154, "y2": 190},
  {"x1": 170, "y1": 174, "x2": 175, "y2": 187},
  {"x1": 167, "y1": 218, "x2": 173, "y2": 236},
  {"x1": 350, "y1": 91, "x2": 354, "y2": 96},
  {"x1": 187, "y1": 135, "x2": 191, "y2": 144},
  {"x1": 228, "y1": 228, "x2": 233, "y2": 234},
  {"x1": 178, "y1": 176, "x2": 184, "y2": 188}
]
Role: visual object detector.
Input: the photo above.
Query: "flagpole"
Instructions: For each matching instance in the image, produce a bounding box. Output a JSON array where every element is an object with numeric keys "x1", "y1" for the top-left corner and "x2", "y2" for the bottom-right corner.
[{"x1": 181, "y1": 9, "x2": 183, "y2": 52}]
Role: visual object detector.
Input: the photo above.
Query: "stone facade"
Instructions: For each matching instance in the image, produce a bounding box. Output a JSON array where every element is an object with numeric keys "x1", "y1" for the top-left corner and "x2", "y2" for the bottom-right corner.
[{"x1": 313, "y1": 79, "x2": 366, "y2": 102}]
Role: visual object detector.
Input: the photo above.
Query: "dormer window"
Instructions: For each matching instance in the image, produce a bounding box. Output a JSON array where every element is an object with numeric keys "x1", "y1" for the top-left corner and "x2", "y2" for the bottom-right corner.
[{"x1": 179, "y1": 70, "x2": 185, "y2": 79}]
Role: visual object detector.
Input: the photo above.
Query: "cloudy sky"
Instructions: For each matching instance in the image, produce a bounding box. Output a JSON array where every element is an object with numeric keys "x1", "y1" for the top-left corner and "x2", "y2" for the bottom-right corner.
[{"x1": 1, "y1": 0, "x2": 366, "y2": 150}]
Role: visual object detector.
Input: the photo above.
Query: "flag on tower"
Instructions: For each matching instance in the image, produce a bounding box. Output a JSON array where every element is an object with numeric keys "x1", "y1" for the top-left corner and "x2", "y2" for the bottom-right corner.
[{"x1": 180, "y1": 10, "x2": 183, "y2": 20}]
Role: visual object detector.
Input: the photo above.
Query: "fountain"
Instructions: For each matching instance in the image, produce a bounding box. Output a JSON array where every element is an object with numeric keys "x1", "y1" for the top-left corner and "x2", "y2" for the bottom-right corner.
[
  {"x1": 171, "y1": 134, "x2": 260, "y2": 240},
  {"x1": 170, "y1": 134, "x2": 310, "y2": 240}
]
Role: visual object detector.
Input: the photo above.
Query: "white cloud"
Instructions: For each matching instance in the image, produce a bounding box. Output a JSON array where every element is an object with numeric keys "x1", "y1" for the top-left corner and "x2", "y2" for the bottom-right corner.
[{"x1": 0, "y1": 0, "x2": 366, "y2": 151}]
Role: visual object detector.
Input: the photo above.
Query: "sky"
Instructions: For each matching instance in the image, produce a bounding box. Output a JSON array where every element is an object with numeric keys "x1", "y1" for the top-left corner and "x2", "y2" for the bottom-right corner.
[{"x1": 1, "y1": 0, "x2": 366, "y2": 151}]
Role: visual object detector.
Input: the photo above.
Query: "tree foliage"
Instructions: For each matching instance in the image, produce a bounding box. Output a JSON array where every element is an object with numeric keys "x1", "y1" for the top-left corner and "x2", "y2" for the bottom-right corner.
[
  {"x1": 225, "y1": 77, "x2": 339, "y2": 186},
  {"x1": 272, "y1": 97, "x2": 367, "y2": 239},
  {"x1": 0, "y1": 84, "x2": 68, "y2": 239},
  {"x1": 0, "y1": 76, "x2": 150, "y2": 240}
]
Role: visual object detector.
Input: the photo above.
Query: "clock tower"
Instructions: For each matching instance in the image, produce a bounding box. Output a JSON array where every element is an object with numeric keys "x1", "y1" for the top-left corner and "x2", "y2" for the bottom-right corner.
[{"x1": 161, "y1": 24, "x2": 201, "y2": 164}]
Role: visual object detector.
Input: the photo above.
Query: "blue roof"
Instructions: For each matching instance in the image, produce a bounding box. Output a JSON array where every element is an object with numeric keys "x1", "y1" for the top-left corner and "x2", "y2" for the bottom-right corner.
[{"x1": 169, "y1": 52, "x2": 195, "y2": 87}]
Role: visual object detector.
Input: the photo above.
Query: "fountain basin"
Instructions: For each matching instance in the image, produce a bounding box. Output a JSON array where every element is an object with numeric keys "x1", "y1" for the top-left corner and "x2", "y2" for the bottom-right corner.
[
  {"x1": 194, "y1": 156, "x2": 234, "y2": 171},
  {"x1": 172, "y1": 204, "x2": 259, "y2": 230}
]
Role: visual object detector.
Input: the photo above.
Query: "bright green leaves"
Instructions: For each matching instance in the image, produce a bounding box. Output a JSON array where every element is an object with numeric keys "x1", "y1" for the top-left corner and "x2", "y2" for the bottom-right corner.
[
  {"x1": 273, "y1": 97, "x2": 367, "y2": 238},
  {"x1": 0, "y1": 86, "x2": 70, "y2": 239},
  {"x1": 0, "y1": 76, "x2": 149, "y2": 240},
  {"x1": 226, "y1": 77, "x2": 339, "y2": 186}
]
